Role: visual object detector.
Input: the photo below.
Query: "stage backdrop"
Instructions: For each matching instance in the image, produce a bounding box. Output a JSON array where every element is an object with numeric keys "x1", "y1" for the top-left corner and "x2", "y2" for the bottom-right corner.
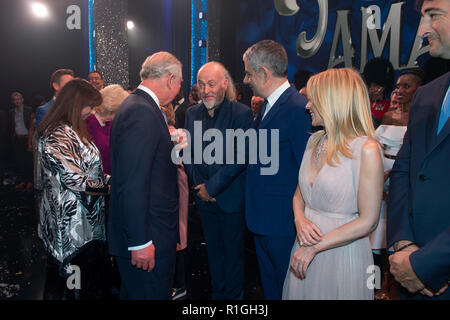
[
  {"x1": 1, "y1": 0, "x2": 191, "y2": 110},
  {"x1": 214, "y1": 0, "x2": 445, "y2": 93},
  {"x1": 0, "y1": 0, "x2": 91, "y2": 109}
]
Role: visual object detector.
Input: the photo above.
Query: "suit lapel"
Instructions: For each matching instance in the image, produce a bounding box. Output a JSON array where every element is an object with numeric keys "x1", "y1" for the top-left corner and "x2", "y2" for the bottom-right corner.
[
  {"x1": 424, "y1": 90, "x2": 442, "y2": 153},
  {"x1": 428, "y1": 75, "x2": 450, "y2": 153},
  {"x1": 134, "y1": 89, "x2": 168, "y2": 131},
  {"x1": 259, "y1": 85, "x2": 295, "y2": 129}
]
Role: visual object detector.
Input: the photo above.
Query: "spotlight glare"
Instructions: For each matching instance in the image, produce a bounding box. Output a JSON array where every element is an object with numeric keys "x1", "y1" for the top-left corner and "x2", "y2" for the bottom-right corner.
[
  {"x1": 127, "y1": 21, "x2": 135, "y2": 30},
  {"x1": 31, "y1": 2, "x2": 49, "y2": 18}
]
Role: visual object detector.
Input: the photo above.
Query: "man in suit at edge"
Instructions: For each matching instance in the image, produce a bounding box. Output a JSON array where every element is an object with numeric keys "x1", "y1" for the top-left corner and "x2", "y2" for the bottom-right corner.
[
  {"x1": 184, "y1": 62, "x2": 253, "y2": 299},
  {"x1": 243, "y1": 40, "x2": 312, "y2": 299},
  {"x1": 173, "y1": 87, "x2": 190, "y2": 129},
  {"x1": 387, "y1": 0, "x2": 450, "y2": 300},
  {"x1": 108, "y1": 52, "x2": 182, "y2": 300},
  {"x1": 35, "y1": 69, "x2": 74, "y2": 127}
]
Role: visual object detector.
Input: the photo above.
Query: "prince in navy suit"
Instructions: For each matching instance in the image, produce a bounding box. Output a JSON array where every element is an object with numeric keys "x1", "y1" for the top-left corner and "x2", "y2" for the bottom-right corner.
[
  {"x1": 108, "y1": 52, "x2": 182, "y2": 300},
  {"x1": 387, "y1": 0, "x2": 450, "y2": 300},
  {"x1": 243, "y1": 40, "x2": 311, "y2": 299}
]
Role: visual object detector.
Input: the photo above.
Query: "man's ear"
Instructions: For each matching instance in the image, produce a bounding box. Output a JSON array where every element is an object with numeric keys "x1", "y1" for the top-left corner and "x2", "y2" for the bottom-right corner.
[
  {"x1": 260, "y1": 66, "x2": 271, "y2": 84},
  {"x1": 166, "y1": 74, "x2": 172, "y2": 90},
  {"x1": 52, "y1": 81, "x2": 59, "y2": 93},
  {"x1": 223, "y1": 76, "x2": 229, "y2": 88}
]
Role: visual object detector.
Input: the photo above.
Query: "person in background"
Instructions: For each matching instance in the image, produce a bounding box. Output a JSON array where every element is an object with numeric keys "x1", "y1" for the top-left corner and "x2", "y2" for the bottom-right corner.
[
  {"x1": 188, "y1": 83, "x2": 201, "y2": 105},
  {"x1": 38, "y1": 79, "x2": 110, "y2": 299},
  {"x1": 172, "y1": 88, "x2": 190, "y2": 129},
  {"x1": 393, "y1": 69, "x2": 424, "y2": 118},
  {"x1": 9, "y1": 92, "x2": 33, "y2": 191},
  {"x1": 250, "y1": 95, "x2": 265, "y2": 120},
  {"x1": 86, "y1": 84, "x2": 129, "y2": 175},
  {"x1": 370, "y1": 89, "x2": 410, "y2": 300},
  {"x1": 381, "y1": 88, "x2": 413, "y2": 127},
  {"x1": 88, "y1": 70, "x2": 105, "y2": 91},
  {"x1": 36, "y1": 69, "x2": 74, "y2": 127},
  {"x1": 362, "y1": 57, "x2": 395, "y2": 123}
]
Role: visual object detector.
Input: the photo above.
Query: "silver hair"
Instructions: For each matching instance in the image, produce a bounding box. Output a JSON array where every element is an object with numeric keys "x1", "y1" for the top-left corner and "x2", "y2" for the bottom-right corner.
[
  {"x1": 224, "y1": 69, "x2": 237, "y2": 102},
  {"x1": 243, "y1": 40, "x2": 288, "y2": 78},
  {"x1": 140, "y1": 52, "x2": 182, "y2": 81}
]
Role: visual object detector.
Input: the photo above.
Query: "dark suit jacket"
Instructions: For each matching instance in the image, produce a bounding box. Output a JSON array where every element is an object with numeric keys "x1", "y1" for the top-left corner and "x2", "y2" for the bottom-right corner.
[
  {"x1": 174, "y1": 100, "x2": 190, "y2": 129},
  {"x1": 387, "y1": 72, "x2": 450, "y2": 293},
  {"x1": 8, "y1": 106, "x2": 32, "y2": 138},
  {"x1": 107, "y1": 88, "x2": 179, "y2": 259},
  {"x1": 184, "y1": 99, "x2": 253, "y2": 213},
  {"x1": 245, "y1": 85, "x2": 311, "y2": 237}
]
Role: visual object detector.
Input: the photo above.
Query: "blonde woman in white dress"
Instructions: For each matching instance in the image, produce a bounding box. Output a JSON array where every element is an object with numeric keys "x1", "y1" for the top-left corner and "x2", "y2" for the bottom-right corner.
[{"x1": 282, "y1": 68, "x2": 384, "y2": 300}]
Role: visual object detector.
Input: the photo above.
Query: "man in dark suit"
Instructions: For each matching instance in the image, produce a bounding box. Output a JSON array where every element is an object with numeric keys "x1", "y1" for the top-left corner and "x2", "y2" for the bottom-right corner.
[
  {"x1": 387, "y1": 0, "x2": 450, "y2": 300},
  {"x1": 243, "y1": 40, "x2": 311, "y2": 299},
  {"x1": 108, "y1": 52, "x2": 182, "y2": 300},
  {"x1": 184, "y1": 62, "x2": 253, "y2": 299}
]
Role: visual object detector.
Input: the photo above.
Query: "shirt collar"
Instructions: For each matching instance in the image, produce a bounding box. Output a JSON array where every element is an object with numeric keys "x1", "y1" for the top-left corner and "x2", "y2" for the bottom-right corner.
[
  {"x1": 137, "y1": 84, "x2": 161, "y2": 109},
  {"x1": 266, "y1": 80, "x2": 291, "y2": 108}
]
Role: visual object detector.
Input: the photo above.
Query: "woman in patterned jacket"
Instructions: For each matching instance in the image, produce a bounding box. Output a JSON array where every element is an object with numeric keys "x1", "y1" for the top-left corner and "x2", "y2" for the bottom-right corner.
[{"x1": 38, "y1": 79, "x2": 110, "y2": 299}]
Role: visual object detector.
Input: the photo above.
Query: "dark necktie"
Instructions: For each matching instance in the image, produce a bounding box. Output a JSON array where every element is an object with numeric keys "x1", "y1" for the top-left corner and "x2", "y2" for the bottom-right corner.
[{"x1": 255, "y1": 100, "x2": 268, "y2": 128}]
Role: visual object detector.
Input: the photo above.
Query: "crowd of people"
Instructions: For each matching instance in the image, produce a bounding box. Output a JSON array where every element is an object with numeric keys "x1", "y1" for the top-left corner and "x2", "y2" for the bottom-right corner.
[{"x1": 0, "y1": 0, "x2": 448, "y2": 301}]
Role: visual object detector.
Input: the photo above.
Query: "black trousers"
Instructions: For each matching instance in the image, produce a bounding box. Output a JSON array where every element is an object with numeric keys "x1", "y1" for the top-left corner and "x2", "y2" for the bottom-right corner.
[
  {"x1": 173, "y1": 249, "x2": 186, "y2": 289},
  {"x1": 12, "y1": 135, "x2": 32, "y2": 183},
  {"x1": 43, "y1": 241, "x2": 112, "y2": 300},
  {"x1": 115, "y1": 251, "x2": 176, "y2": 300}
]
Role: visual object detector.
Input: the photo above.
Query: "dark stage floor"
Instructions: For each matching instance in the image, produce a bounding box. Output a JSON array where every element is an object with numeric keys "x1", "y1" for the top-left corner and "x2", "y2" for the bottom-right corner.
[{"x1": 0, "y1": 183, "x2": 264, "y2": 300}]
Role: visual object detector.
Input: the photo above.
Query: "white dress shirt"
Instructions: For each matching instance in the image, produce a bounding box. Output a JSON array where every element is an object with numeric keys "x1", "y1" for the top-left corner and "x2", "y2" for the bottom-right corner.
[{"x1": 262, "y1": 80, "x2": 291, "y2": 120}]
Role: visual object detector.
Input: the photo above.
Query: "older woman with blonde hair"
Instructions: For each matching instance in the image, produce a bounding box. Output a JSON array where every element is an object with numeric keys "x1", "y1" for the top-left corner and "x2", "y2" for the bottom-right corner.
[
  {"x1": 86, "y1": 84, "x2": 129, "y2": 174},
  {"x1": 283, "y1": 68, "x2": 384, "y2": 300}
]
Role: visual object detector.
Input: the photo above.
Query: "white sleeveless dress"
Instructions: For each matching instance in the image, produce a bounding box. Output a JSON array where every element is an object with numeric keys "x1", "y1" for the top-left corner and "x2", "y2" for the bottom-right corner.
[{"x1": 282, "y1": 136, "x2": 376, "y2": 300}]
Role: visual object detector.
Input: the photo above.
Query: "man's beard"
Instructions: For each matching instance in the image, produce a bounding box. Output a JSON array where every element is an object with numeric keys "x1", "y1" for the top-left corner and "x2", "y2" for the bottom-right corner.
[
  {"x1": 203, "y1": 98, "x2": 217, "y2": 110},
  {"x1": 203, "y1": 93, "x2": 224, "y2": 110}
]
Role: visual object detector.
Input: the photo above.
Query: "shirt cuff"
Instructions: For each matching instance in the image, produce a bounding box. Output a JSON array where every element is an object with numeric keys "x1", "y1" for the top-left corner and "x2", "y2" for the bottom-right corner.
[{"x1": 128, "y1": 240, "x2": 152, "y2": 251}]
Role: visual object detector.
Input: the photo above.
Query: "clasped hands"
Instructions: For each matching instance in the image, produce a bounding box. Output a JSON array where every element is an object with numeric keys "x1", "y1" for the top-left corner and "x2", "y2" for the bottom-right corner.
[
  {"x1": 389, "y1": 244, "x2": 448, "y2": 297},
  {"x1": 290, "y1": 218, "x2": 322, "y2": 280}
]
